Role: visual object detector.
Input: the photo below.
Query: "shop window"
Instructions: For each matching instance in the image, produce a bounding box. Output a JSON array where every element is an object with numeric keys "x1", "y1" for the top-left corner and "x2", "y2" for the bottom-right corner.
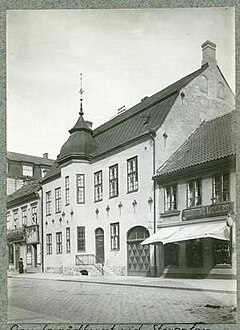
[
  {"x1": 26, "y1": 245, "x2": 32, "y2": 265},
  {"x1": 212, "y1": 173, "x2": 230, "y2": 203},
  {"x1": 65, "y1": 176, "x2": 70, "y2": 205},
  {"x1": 127, "y1": 156, "x2": 138, "y2": 193},
  {"x1": 94, "y1": 171, "x2": 103, "y2": 202},
  {"x1": 164, "y1": 184, "x2": 177, "y2": 212},
  {"x1": 76, "y1": 174, "x2": 85, "y2": 204},
  {"x1": 213, "y1": 239, "x2": 231, "y2": 266},
  {"x1": 46, "y1": 191, "x2": 51, "y2": 216},
  {"x1": 56, "y1": 232, "x2": 62, "y2": 254},
  {"x1": 186, "y1": 239, "x2": 203, "y2": 267},
  {"x1": 164, "y1": 243, "x2": 179, "y2": 267},
  {"x1": 187, "y1": 179, "x2": 202, "y2": 207},
  {"x1": 217, "y1": 82, "x2": 225, "y2": 99},
  {"x1": 55, "y1": 187, "x2": 61, "y2": 213},
  {"x1": 22, "y1": 164, "x2": 33, "y2": 177},
  {"x1": 46, "y1": 234, "x2": 52, "y2": 254},
  {"x1": 77, "y1": 226, "x2": 85, "y2": 252},
  {"x1": 66, "y1": 227, "x2": 71, "y2": 253},
  {"x1": 109, "y1": 164, "x2": 119, "y2": 198},
  {"x1": 110, "y1": 222, "x2": 120, "y2": 250}
]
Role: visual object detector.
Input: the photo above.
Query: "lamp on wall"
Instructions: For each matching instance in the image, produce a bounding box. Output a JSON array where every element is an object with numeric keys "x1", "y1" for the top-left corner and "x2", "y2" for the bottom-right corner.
[
  {"x1": 106, "y1": 205, "x2": 110, "y2": 216},
  {"x1": 95, "y1": 208, "x2": 99, "y2": 219},
  {"x1": 118, "y1": 201, "x2": 123, "y2": 215},
  {"x1": 148, "y1": 196, "x2": 153, "y2": 212},
  {"x1": 132, "y1": 199, "x2": 137, "y2": 213}
]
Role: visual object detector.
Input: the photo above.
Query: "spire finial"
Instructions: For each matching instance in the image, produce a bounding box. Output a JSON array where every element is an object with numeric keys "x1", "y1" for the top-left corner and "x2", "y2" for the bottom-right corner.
[{"x1": 79, "y1": 73, "x2": 84, "y2": 116}]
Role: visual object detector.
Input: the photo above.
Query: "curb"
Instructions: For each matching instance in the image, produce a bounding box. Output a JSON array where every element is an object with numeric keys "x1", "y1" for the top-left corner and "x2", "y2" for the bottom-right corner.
[{"x1": 8, "y1": 275, "x2": 236, "y2": 294}]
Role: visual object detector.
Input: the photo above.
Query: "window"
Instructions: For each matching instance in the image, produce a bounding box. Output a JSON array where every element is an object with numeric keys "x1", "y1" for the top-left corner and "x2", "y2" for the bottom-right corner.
[
  {"x1": 109, "y1": 164, "x2": 119, "y2": 198},
  {"x1": 110, "y1": 223, "x2": 120, "y2": 250},
  {"x1": 31, "y1": 204, "x2": 37, "y2": 223},
  {"x1": 76, "y1": 174, "x2": 85, "y2": 204},
  {"x1": 56, "y1": 232, "x2": 62, "y2": 254},
  {"x1": 127, "y1": 156, "x2": 138, "y2": 192},
  {"x1": 66, "y1": 227, "x2": 71, "y2": 253},
  {"x1": 7, "y1": 212, "x2": 10, "y2": 222},
  {"x1": 9, "y1": 245, "x2": 14, "y2": 264},
  {"x1": 65, "y1": 176, "x2": 70, "y2": 205},
  {"x1": 46, "y1": 191, "x2": 51, "y2": 216},
  {"x1": 164, "y1": 185, "x2": 177, "y2": 212},
  {"x1": 77, "y1": 226, "x2": 85, "y2": 252},
  {"x1": 22, "y1": 164, "x2": 33, "y2": 177},
  {"x1": 46, "y1": 234, "x2": 52, "y2": 254},
  {"x1": 13, "y1": 210, "x2": 18, "y2": 226},
  {"x1": 94, "y1": 171, "x2": 103, "y2": 202},
  {"x1": 187, "y1": 179, "x2": 202, "y2": 207},
  {"x1": 164, "y1": 243, "x2": 179, "y2": 267},
  {"x1": 186, "y1": 239, "x2": 203, "y2": 267},
  {"x1": 55, "y1": 187, "x2": 61, "y2": 213},
  {"x1": 212, "y1": 173, "x2": 230, "y2": 203},
  {"x1": 22, "y1": 208, "x2": 27, "y2": 226},
  {"x1": 41, "y1": 168, "x2": 49, "y2": 178},
  {"x1": 213, "y1": 239, "x2": 231, "y2": 266}
]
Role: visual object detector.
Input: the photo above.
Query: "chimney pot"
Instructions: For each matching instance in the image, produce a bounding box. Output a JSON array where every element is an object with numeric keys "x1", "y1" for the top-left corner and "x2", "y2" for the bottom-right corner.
[
  {"x1": 201, "y1": 40, "x2": 217, "y2": 66},
  {"x1": 43, "y1": 153, "x2": 48, "y2": 159}
]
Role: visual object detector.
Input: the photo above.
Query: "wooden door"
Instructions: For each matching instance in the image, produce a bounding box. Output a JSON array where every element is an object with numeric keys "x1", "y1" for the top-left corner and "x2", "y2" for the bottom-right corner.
[{"x1": 95, "y1": 228, "x2": 104, "y2": 264}]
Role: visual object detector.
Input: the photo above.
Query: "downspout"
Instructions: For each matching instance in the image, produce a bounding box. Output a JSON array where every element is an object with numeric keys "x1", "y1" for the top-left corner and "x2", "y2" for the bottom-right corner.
[
  {"x1": 39, "y1": 186, "x2": 44, "y2": 273},
  {"x1": 149, "y1": 130, "x2": 157, "y2": 276}
]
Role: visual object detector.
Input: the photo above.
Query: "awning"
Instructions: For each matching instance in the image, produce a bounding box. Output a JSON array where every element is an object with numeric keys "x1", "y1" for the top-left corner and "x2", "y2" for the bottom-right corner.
[{"x1": 141, "y1": 221, "x2": 230, "y2": 245}]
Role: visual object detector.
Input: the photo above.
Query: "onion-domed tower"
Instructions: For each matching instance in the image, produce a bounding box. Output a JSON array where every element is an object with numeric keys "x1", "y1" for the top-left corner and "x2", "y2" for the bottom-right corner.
[{"x1": 57, "y1": 74, "x2": 97, "y2": 165}]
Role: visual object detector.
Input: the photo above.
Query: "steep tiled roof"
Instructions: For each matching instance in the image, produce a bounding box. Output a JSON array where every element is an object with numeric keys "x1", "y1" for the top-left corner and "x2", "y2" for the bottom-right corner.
[
  {"x1": 7, "y1": 180, "x2": 40, "y2": 206},
  {"x1": 43, "y1": 64, "x2": 208, "y2": 182},
  {"x1": 7, "y1": 151, "x2": 54, "y2": 166},
  {"x1": 155, "y1": 111, "x2": 236, "y2": 178}
]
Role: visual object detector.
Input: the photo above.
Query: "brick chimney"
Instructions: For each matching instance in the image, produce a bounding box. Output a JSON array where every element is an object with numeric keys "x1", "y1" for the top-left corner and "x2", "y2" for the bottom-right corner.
[{"x1": 201, "y1": 40, "x2": 217, "y2": 66}]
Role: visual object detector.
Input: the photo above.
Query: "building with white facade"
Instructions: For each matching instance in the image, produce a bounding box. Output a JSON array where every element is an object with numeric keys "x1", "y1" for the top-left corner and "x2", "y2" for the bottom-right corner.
[
  {"x1": 40, "y1": 41, "x2": 235, "y2": 277},
  {"x1": 143, "y1": 111, "x2": 236, "y2": 279}
]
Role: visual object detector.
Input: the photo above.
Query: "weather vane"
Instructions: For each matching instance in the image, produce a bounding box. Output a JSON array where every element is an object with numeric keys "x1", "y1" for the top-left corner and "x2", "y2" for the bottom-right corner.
[{"x1": 79, "y1": 73, "x2": 84, "y2": 116}]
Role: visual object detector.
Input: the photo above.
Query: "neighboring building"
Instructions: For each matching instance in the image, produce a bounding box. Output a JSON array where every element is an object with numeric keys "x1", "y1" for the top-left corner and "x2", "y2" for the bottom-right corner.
[
  {"x1": 7, "y1": 151, "x2": 54, "y2": 195},
  {"x1": 40, "y1": 41, "x2": 235, "y2": 277},
  {"x1": 7, "y1": 180, "x2": 43, "y2": 273},
  {"x1": 143, "y1": 111, "x2": 236, "y2": 278}
]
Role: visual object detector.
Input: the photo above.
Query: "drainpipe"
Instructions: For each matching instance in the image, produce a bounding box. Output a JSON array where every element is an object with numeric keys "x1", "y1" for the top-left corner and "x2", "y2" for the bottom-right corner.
[
  {"x1": 39, "y1": 186, "x2": 44, "y2": 273},
  {"x1": 148, "y1": 130, "x2": 157, "y2": 276}
]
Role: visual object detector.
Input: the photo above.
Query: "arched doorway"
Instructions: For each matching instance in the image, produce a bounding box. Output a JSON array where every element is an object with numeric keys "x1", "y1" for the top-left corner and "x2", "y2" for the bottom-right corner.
[
  {"x1": 95, "y1": 228, "x2": 104, "y2": 264},
  {"x1": 127, "y1": 226, "x2": 150, "y2": 276}
]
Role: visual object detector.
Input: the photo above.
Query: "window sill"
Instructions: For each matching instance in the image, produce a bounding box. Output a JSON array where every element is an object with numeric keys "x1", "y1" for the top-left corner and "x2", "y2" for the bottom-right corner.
[
  {"x1": 127, "y1": 189, "x2": 138, "y2": 194},
  {"x1": 213, "y1": 264, "x2": 232, "y2": 269},
  {"x1": 46, "y1": 214, "x2": 52, "y2": 217},
  {"x1": 110, "y1": 249, "x2": 120, "y2": 252},
  {"x1": 94, "y1": 199, "x2": 103, "y2": 203},
  {"x1": 109, "y1": 195, "x2": 119, "y2": 199},
  {"x1": 160, "y1": 210, "x2": 181, "y2": 218}
]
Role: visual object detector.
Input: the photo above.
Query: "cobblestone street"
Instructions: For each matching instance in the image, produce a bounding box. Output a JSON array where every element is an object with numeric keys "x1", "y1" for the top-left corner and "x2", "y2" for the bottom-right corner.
[{"x1": 8, "y1": 276, "x2": 237, "y2": 324}]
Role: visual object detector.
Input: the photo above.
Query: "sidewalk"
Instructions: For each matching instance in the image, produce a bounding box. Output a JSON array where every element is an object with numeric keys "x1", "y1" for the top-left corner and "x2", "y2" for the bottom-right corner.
[{"x1": 8, "y1": 271, "x2": 237, "y2": 294}]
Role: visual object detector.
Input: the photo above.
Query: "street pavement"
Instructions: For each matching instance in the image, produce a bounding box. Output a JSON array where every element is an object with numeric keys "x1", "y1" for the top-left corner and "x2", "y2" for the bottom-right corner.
[{"x1": 7, "y1": 273, "x2": 237, "y2": 324}]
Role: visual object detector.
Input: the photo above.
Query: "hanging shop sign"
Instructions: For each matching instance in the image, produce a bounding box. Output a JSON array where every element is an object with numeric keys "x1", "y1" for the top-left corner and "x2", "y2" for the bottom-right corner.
[
  {"x1": 182, "y1": 202, "x2": 233, "y2": 221},
  {"x1": 26, "y1": 225, "x2": 39, "y2": 244},
  {"x1": 37, "y1": 244, "x2": 42, "y2": 264},
  {"x1": 7, "y1": 228, "x2": 26, "y2": 242}
]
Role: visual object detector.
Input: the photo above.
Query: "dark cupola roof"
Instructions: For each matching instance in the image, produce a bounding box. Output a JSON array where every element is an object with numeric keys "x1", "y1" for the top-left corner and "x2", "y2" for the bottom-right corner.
[{"x1": 57, "y1": 114, "x2": 97, "y2": 165}]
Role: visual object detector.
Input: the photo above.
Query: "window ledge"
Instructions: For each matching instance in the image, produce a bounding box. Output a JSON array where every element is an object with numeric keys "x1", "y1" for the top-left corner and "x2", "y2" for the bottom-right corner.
[{"x1": 160, "y1": 210, "x2": 181, "y2": 218}]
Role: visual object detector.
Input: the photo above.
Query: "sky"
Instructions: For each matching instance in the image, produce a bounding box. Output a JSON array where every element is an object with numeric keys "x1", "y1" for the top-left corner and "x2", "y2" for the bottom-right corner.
[{"x1": 7, "y1": 7, "x2": 235, "y2": 159}]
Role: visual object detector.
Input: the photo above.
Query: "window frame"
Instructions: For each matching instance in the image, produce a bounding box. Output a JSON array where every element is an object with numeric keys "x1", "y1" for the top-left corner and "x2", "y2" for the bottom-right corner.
[
  {"x1": 65, "y1": 176, "x2": 70, "y2": 206},
  {"x1": 66, "y1": 227, "x2": 71, "y2": 253},
  {"x1": 31, "y1": 203, "x2": 37, "y2": 223},
  {"x1": 127, "y1": 156, "x2": 139, "y2": 193},
  {"x1": 110, "y1": 222, "x2": 120, "y2": 250},
  {"x1": 22, "y1": 164, "x2": 33, "y2": 177},
  {"x1": 76, "y1": 174, "x2": 85, "y2": 204},
  {"x1": 46, "y1": 234, "x2": 52, "y2": 254},
  {"x1": 94, "y1": 170, "x2": 103, "y2": 202},
  {"x1": 77, "y1": 226, "x2": 85, "y2": 252},
  {"x1": 164, "y1": 184, "x2": 178, "y2": 212},
  {"x1": 55, "y1": 187, "x2": 61, "y2": 213},
  {"x1": 56, "y1": 232, "x2": 63, "y2": 254},
  {"x1": 187, "y1": 179, "x2": 202, "y2": 208},
  {"x1": 212, "y1": 173, "x2": 230, "y2": 203},
  {"x1": 21, "y1": 207, "x2": 27, "y2": 226},
  {"x1": 109, "y1": 164, "x2": 119, "y2": 199},
  {"x1": 46, "y1": 191, "x2": 52, "y2": 216}
]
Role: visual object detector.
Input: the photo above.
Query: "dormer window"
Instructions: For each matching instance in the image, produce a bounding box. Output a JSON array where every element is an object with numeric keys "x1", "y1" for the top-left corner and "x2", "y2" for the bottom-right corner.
[
  {"x1": 22, "y1": 164, "x2": 33, "y2": 177},
  {"x1": 41, "y1": 168, "x2": 49, "y2": 178}
]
